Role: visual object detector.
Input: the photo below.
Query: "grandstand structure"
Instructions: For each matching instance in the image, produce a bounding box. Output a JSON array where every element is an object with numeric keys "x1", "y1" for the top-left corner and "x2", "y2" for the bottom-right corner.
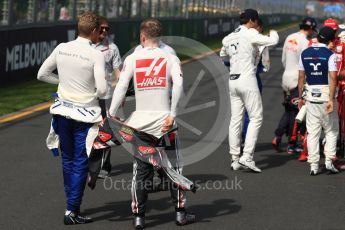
[
  {"x1": 0, "y1": 0, "x2": 310, "y2": 84},
  {"x1": 0, "y1": 0, "x2": 308, "y2": 27}
]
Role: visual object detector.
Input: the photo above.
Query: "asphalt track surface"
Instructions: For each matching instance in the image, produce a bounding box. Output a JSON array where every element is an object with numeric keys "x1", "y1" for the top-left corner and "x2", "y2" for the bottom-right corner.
[{"x1": 1, "y1": 27, "x2": 345, "y2": 230}]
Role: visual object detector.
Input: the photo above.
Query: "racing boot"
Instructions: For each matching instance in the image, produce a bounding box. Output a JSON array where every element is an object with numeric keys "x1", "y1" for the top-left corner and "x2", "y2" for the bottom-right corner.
[
  {"x1": 272, "y1": 136, "x2": 282, "y2": 152},
  {"x1": 298, "y1": 133, "x2": 308, "y2": 161},
  {"x1": 176, "y1": 209, "x2": 196, "y2": 226},
  {"x1": 133, "y1": 216, "x2": 145, "y2": 229},
  {"x1": 64, "y1": 211, "x2": 93, "y2": 225},
  {"x1": 286, "y1": 144, "x2": 295, "y2": 155},
  {"x1": 231, "y1": 160, "x2": 246, "y2": 171},
  {"x1": 294, "y1": 142, "x2": 304, "y2": 153},
  {"x1": 239, "y1": 157, "x2": 262, "y2": 173},
  {"x1": 325, "y1": 160, "x2": 339, "y2": 174},
  {"x1": 298, "y1": 151, "x2": 308, "y2": 162},
  {"x1": 336, "y1": 163, "x2": 345, "y2": 170},
  {"x1": 310, "y1": 163, "x2": 319, "y2": 176}
]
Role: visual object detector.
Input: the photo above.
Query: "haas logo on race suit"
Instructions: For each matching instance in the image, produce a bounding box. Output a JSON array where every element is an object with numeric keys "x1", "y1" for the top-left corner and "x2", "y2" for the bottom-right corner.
[{"x1": 136, "y1": 57, "x2": 167, "y2": 89}]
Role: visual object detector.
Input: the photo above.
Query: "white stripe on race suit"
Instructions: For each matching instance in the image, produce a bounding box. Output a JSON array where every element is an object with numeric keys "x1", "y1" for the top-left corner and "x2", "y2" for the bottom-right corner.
[{"x1": 131, "y1": 161, "x2": 139, "y2": 214}]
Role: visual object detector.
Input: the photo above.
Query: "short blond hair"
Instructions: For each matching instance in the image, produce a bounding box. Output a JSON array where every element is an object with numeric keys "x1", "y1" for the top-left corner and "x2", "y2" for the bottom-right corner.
[
  {"x1": 140, "y1": 18, "x2": 162, "y2": 40},
  {"x1": 78, "y1": 11, "x2": 99, "y2": 36}
]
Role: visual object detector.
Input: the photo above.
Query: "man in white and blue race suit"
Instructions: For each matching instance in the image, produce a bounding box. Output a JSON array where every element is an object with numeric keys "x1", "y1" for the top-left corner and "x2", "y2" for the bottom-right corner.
[{"x1": 298, "y1": 26, "x2": 339, "y2": 175}]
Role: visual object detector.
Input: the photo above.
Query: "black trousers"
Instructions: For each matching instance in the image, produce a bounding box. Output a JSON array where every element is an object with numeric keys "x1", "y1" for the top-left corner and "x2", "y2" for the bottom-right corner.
[
  {"x1": 88, "y1": 99, "x2": 112, "y2": 189},
  {"x1": 131, "y1": 132, "x2": 185, "y2": 216},
  {"x1": 274, "y1": 88, "x2": 299, "y2": 139}
]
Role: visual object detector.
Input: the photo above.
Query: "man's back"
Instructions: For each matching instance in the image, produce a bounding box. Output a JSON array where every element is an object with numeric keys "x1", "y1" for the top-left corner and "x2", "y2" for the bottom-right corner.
[
  {"x1": 300, "y1": 43, "x2": 337, "y2": 103},
  {"x1": 56, "y1": 37, "x2": 105, "y2": 104},
  {"x1": 37, "y1": 11, "x2": 109, "y2": 224},
  {"x1": 282, "y1": 32, "x2": 309, "y2": 91},
  {"x1": 301, "y1": 45, "x2": 334, "y2": 86},
  {"x1": 109, "y1": 46, "x2": 182, "y2": 138},
  {"x1": 126, "y1": 47, "x2": 180, "y2": 113},
  {"x1": 222, "y1": 25, "x2": 278, "y2": 87},
  {"x1": 134, "y1": 41, "x2": 176, "y2": 56},
  {"x1": 223, "y1": 26, "x2": 256, "y2": 81}
]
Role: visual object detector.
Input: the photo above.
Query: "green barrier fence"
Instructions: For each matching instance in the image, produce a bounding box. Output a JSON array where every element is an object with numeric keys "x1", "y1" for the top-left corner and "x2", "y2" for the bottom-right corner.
[{"x1": 0, "y1": 14, "x2": 302, "y2": 85}]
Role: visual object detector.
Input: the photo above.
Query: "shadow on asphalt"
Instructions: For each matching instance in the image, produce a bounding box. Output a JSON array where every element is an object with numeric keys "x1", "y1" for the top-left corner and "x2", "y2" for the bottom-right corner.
[
  {"x1": 84, "y1": 197, "x2": 241, "y2": 228},
  {"x1": 254, "y1": 143, "x2": 299, "y2": 170},
  {"x1": 257, "y1": 154, "x2": 298, "y2": 171},
  {"x1": 185, "y1": 174, "x2": 228, "y2": 183},
  {"x1": 84, "y1": 173, "x2": 240, "y2": 227},
  {"x1": 255, "y1": 143, "x2": 276, "y2": 153},
  {"x1": 146, "y1": 198, "x2": 241, "y2": 228},
  {"x1": 83, "y1": 199, "x2": 132, "y2": 222}
]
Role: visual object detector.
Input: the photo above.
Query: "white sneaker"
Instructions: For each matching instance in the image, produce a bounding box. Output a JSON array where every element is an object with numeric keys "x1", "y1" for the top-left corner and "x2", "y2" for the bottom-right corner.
[
  {"x1": 310, "y1": 163, "x2": 319, "y2": 176},
  {"x1": 325, "y1": 160, "x2": 339, "y2": 174},
  {"x1": 231, "y1": 160, "x2": 246, "y2": 171},
  {"x1": 239, "y1": 158, "x2": 262, "y2": 173}
]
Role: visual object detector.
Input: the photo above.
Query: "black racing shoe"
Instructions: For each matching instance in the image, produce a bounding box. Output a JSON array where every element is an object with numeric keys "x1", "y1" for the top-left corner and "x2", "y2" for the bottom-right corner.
[
  {"x1": 64, "y1": 211, "x2": 93, "y2": 225},
  {"x1": 176, "y1": 210, "x2": 196, "y2": 226},
  {"x1": 272, "y1": 136, "x2": 282, "y2": 152},
  {"x1": 133, "y1": 216, "x2": 145, "y2": 229}
]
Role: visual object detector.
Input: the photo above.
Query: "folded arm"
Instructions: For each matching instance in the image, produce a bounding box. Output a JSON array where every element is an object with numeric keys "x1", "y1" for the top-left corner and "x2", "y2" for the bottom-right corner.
[{"x1": 252, "y1": 30, "x2": 279, "y2": 47}]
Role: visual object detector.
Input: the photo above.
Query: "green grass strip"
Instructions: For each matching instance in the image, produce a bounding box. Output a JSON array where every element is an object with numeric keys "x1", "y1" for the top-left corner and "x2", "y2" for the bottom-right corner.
[
  {"x1": 0, "y1": 21, "x2": 299, "y2": 116},
  {"x1": 0, "y1": 80, "x2": 57, "y2": 116}
]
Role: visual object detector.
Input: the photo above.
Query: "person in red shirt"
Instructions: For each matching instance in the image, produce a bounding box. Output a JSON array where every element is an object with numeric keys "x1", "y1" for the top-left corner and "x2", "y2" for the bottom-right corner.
[
  {"x1": 330, "y1": 20, "x2": 345, "y2": 163},
  {"x1": 322, "y1": 19, "x2": 345, "y2": 163},
  {"x1": 308, "y1": 18, "x2": 339, "y2": 48}
]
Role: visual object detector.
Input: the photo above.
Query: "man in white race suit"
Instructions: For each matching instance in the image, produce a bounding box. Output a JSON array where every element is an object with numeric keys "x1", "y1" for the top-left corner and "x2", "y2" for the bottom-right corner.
[
  {"x1": 221, "y1": 9, "x2": 279, "y2": 172},
  {"x1": 37, "y1": 12, "x2": 106, "y2": 224},
  {"x1": 298, "y1": 26, "x2": 339, "y2": 175}
]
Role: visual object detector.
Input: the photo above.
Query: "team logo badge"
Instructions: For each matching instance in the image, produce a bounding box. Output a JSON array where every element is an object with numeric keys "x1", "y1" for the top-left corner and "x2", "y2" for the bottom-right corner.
[
  {"x1": 138, "y1": 146, "x2": 157, "y2": 155},
  {"x1": 288, "y1": 39, "x2": 298, "y2": 46},
  {"x1": 136, "y1": 58, "x2": 167, "y2": 88},
  {"x1": 119, "y1": 127, "x2": 134, "y2": 142}
]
